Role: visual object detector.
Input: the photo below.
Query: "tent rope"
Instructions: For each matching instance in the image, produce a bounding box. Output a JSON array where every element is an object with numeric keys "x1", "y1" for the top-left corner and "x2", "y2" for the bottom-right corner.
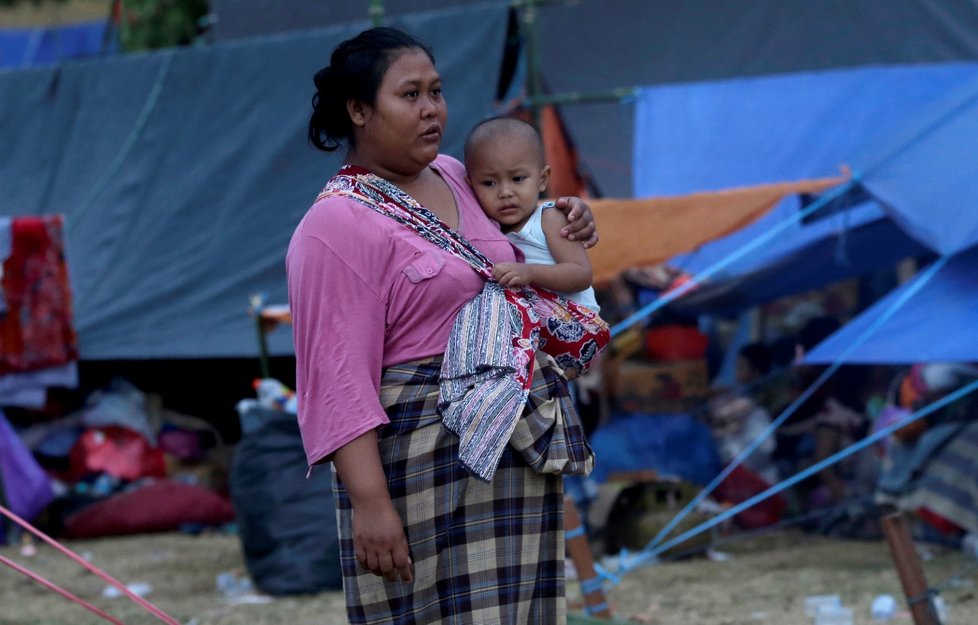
[
  {"x1": 616, "y1": 375, "x2": 978, "y2": 572},
  {"x1": 0, "y1": 504, "x2": 181, "y2": 625},
  {"x1": 609, "y1": 176, "x2": 859, "y2": 338},
  {"x1": 646, "y1": 254, "x2": 950, "y2": 550},
  {"x1": 0, "y1": 553, "x2": 126, "y2": 625}
]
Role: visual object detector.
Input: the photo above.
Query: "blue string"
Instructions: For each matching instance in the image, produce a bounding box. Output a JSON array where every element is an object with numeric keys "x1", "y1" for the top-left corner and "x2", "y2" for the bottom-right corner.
[
  {"x1": 579, "y1": 577, "x2": 604, "y2": 594},
  {"x1": 646, "y1": 254, "x2": 949, "y2": 549},
  {"x1": 566, "y1": 525, "x2": 587, "y2": 540},
  {"x1": 619, "y1": 375, "x2": 978, "y2": 571},
  {"x1": 610, "y1": 177, "x2": 859, "y2": 338},
  {"x1": 584, "y1": 601, "x2": 609, "y2": 615},
  {"x1": 592, "y1": 562, "x2": 620, "y2": 586}
]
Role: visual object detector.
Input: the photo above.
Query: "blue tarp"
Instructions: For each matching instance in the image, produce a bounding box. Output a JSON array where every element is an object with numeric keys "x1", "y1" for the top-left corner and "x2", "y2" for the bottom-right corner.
[
  {"x1": 635, "y1": 62, "x2": 978, "y2": 272},
  {"x1": 0, "y1": 20, "x2": 115, "y2": 69},
  {"x1": 674, "y1": 212, "x2": 933, "y2": 316},
  {"x1": 588, "y1": 412, "x2": 721, "y2": 486},
  {"x1": 805, "y1": 245, "x2": 978, "y2": 364},
  {"x1": 630, "y1": 63, "x2": 978, "y2": 312},
  {"x1": 853, "y1": 74, "x2": 978, "y2": 256},
  {"x1": 806, "y1": 73, "x2": 978, "y2": 363}
]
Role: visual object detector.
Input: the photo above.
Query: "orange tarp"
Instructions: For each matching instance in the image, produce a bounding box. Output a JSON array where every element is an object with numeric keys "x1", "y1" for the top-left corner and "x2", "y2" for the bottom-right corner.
[{"x1": 585, "y1": 175, "x2": 848, "y2": 285}]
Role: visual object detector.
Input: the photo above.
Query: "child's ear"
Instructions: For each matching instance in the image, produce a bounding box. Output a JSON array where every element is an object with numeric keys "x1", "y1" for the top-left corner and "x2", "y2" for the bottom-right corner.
[{"x1": 538, "y1": 165, "x2": 551, "y2": 193}]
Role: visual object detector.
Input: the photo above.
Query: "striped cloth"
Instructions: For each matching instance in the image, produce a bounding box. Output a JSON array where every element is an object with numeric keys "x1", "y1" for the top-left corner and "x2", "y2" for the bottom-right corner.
[
  {"x1": 334, "y1": 356, "x2": 582, "y2": 625},
  {"x1": 911, "y1": 420, "x2": 978, "y2": 534}
]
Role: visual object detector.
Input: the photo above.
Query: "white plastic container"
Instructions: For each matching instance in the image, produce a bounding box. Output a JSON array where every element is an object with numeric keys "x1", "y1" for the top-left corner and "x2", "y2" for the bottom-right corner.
[
  {"x1": 805, "y1": 594, "x2": 842, "y2": 617},
  {"x1": 870, "y1": 594, "x2": 897, "y2": 621},
  {"x1": 814, "y1": 605, "x2": 854, "y2": 625}
]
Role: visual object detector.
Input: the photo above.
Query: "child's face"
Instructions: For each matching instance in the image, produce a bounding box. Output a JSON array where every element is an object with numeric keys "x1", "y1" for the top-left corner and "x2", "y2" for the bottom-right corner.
[{"x1": 466, "y1": 136, "x2": 550, "y2": 233}]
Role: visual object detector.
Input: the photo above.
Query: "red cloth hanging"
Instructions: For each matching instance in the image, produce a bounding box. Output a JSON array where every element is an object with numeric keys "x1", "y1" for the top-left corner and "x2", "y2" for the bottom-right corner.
[{"x1": 0, "y1": 216, "x2": 78, "y2": 374}]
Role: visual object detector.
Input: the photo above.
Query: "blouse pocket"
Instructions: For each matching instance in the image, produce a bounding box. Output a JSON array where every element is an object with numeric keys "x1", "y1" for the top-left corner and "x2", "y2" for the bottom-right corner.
[{"x1": 401, "y1": 251, "x2": 446, "y2": 283}]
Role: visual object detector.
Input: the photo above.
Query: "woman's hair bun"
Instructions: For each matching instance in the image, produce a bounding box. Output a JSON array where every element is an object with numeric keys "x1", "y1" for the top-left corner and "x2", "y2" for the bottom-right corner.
[{"x1": 313, "y1": 65, "x2": 334, "y2": 92}]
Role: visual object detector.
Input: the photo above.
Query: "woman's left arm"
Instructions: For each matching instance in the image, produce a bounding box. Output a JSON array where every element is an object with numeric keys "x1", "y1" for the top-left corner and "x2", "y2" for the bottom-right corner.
[{"x1": 552, "y1": 197, "x2": 598, "y2": 248}]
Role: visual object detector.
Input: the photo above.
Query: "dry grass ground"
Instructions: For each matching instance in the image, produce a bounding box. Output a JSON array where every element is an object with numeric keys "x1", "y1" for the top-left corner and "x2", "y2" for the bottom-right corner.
[{"x1": 2, "y1": 529, "x2": 975, "y2": 625}]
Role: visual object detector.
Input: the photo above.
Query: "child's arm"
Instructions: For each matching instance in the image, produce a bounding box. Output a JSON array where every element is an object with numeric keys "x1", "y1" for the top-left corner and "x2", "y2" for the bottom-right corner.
[{"x1": 493, "y1": 207, "x2": 593, "y2": 292}]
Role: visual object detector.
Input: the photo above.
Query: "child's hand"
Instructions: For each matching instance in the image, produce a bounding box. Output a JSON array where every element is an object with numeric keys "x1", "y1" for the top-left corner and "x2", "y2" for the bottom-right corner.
[{"x1": 492, "y1": 262, "x2": 535, "y2": 288}]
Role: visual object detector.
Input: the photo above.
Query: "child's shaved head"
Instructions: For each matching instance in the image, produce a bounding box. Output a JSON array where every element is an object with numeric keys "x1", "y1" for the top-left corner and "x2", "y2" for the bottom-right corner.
[{"x1": 464, "y1": 117, "x2": 545, "y2": 168}]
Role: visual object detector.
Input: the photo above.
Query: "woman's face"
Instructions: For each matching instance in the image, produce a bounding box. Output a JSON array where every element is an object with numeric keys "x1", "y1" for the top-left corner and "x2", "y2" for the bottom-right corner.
[{"x1": 352, "y1": 49, "x2": 447, "y2": 174}]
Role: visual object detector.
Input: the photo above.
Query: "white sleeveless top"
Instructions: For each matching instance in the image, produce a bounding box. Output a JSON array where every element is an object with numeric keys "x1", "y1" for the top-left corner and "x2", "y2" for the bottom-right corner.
[{"x1": 505, "y1": 203, "x2": 600, "y2": 312}]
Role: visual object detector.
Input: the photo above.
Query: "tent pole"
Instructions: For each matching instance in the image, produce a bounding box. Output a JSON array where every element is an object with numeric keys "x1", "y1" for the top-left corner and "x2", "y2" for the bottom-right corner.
[
  {"x1": 882, "y1": 513, "x2": 941, "y2": 625},
  {"x1": 369, "y1": 0, "x2": 384, "y2": 27},
  {"x1": 519, "y1": 0, "x2": 543, "y2": 131},
  {"x1": 529, "y1": 87, "x2": 636, "y2": 107}
]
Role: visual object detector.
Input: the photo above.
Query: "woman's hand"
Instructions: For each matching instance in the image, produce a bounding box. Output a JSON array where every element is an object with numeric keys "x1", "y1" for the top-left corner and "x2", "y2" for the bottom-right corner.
[
  {"x1": 332, "y1": 431, "x2": 413, "y2": 583},
  {"x1": 352, "y1": 498, "x2": 413, "y2": 582},
  {"x1": 553, "y1": 197, "x2": 599, "y2": 249}
]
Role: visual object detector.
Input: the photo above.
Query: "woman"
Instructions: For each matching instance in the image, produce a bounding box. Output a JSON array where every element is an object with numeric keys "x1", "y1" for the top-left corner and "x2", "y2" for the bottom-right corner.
[{"x1": 287, "y1": 27, "x2": 597, "y2": 624}]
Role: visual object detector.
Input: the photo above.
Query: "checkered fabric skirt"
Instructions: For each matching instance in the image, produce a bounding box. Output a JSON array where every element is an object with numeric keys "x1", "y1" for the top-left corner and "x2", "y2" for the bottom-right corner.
[{"x1": 333, "y1": 357, "x2": 567, "y2": 624}]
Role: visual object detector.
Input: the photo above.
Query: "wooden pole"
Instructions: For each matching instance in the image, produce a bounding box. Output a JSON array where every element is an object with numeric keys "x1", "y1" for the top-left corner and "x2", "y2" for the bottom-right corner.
[
  {"x1": 881, "y1": 512, "x2": 941, "y2": 625},
  {"x1": 564, "y1": 497, "x2": 612, "y2": 619}
]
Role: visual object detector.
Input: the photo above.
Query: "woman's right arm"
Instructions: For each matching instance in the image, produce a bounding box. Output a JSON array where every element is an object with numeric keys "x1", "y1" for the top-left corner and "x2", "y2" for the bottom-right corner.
[
  {"x1": 287, "y1": 228, "x2": 412, "y2": 582},
  {"x1": 333, "y1": 432, "x2": 413, "y2": 582}
]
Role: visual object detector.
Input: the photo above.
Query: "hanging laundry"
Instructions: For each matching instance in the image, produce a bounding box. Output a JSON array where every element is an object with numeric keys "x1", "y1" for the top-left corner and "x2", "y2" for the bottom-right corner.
[{"x1": 0, "y1": 216, "x2": 78, "y2": 375}]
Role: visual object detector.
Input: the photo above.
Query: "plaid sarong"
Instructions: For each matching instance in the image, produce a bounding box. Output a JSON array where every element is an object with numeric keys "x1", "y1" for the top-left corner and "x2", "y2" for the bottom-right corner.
[{"x1": 334, "y1": 357, "x2": 571, "y2": 624}]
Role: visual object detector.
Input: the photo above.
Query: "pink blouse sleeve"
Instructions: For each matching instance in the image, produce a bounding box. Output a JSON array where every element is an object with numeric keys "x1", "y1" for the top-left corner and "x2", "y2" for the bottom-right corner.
[{"x1": 287, "y1": 232, "x2": 389, "y2": 467}]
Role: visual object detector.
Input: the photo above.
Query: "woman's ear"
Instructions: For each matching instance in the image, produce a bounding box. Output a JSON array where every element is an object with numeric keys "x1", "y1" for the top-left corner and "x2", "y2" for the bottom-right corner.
[{"x1": 347, "y1": 99, "x2": 368, "y2": 127}]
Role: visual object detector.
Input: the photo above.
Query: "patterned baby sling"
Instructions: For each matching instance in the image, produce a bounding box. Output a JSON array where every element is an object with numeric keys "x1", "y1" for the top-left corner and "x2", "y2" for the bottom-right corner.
[{"x1": 317, "y1": 166, "x2": 609, "y2": 480}]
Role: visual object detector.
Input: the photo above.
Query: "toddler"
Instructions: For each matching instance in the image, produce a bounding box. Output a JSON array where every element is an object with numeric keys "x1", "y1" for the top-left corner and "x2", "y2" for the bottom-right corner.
[{"x1": 463, "y1": 117, "x2": 600, "y2": 312}]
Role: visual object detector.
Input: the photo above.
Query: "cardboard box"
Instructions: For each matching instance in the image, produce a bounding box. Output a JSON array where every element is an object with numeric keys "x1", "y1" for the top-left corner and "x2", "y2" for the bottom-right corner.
[{"x1": 607, "y1": 358, "x2": 709, "y2": 413}]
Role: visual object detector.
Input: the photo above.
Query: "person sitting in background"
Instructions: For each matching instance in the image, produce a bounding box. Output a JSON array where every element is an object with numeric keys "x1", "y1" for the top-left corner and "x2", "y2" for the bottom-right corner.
[
  {"x1": 708, "y1": 341, "x2": 779, "y2": 484},
  {"x1": 773, "y1": 316, "x2": 872, "y2": 509}
]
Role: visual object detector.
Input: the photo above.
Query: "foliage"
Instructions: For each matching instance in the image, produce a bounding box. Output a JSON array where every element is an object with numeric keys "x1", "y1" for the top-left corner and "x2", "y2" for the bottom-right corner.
[{"x1": 117, "y1": 0, "x2": 210, "y2": 51}]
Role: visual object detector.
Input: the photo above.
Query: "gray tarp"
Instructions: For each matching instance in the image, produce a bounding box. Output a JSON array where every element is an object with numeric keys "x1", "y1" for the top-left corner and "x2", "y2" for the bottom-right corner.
[
  {"x1": 0, "y1": 3, "x2": 509, "y2": 359},
  {"x1": 209, "y1": 0, "x2": 507, "y2": 42}
]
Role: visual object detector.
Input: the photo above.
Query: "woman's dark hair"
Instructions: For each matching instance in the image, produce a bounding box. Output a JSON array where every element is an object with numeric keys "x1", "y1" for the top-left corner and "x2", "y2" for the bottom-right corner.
[{"x1": 309, "y1": 27, "x2": 434, "y2": 152}]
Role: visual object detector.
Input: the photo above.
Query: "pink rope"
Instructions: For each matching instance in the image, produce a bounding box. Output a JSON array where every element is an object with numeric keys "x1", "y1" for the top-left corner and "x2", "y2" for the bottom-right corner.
[
  {"x1": 0, "y1": 553, "x2": 127, "y2": 625},
  {"x1": 0, "y1": 504, "x2": 181, "y2": 625}
]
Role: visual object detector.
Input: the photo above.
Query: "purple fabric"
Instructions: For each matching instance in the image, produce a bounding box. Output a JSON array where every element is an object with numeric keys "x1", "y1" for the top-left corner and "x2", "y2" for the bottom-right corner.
[{"x1": 0, "y1": 410, "x2": 53, "y2": 543}]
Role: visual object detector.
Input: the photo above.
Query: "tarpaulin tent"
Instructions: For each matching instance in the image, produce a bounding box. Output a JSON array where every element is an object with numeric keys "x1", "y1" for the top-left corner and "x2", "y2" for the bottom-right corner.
[
  {"x1": 536, "y1": 0, "x2": 978, "y2": 197},
  {"x1": 0, "y1": 19, "x2": 114, "y2": 69},
  {"x1": 588, "y1": 174, "x2": 845, "y2": 285},
  {"x1": 205, "y1": 0, "x2": 978, "y2": 197},
  {"x1": 208, "y1": 0, "x2": 508, "y2": 42},
  {"x1": 0, "y1": 3, "x2": 509, "y2": 360},
  {"x1": 628, "y1": 62, "x2": 978, "y2": 314},
  {"x1": 805, "y1": 248, "x2": 978, "y2": 364},
  {"x1": 804, "y1": 74, "x2": 978, "y2": 363}
]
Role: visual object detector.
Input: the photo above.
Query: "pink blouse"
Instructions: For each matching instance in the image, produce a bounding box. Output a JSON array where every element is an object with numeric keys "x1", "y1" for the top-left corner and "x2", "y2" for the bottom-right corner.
[{"x1": 286, "y1": 155, "x2": 517, "y2": 467}]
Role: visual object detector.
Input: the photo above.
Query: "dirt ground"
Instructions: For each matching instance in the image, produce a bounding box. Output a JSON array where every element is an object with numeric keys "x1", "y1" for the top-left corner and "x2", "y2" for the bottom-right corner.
[{"x1": 1, "y1": 529, "x2": 975, "y2": 625}]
